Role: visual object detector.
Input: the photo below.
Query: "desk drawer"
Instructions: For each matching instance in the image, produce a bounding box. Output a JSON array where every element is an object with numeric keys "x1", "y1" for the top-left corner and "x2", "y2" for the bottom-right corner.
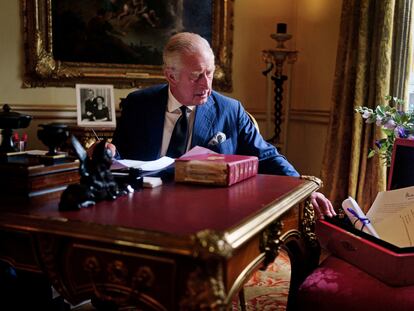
[{"x1": 65, "y1": 242, "x2": 176, "y2": 310}]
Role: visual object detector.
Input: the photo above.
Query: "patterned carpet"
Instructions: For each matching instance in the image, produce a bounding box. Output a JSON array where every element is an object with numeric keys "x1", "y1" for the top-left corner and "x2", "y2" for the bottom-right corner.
[{"x1": 233, "y1": 250, "x2": 291, "y2": 310}]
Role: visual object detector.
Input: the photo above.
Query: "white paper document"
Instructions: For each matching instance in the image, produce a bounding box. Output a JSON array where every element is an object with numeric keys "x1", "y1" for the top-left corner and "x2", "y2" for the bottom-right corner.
[
  {"x1": 112, "y1": 156, "x2": 174, "y2": 171},
  {"x1": 366, "y1": 186, "x2": 414, "y2": 247}
]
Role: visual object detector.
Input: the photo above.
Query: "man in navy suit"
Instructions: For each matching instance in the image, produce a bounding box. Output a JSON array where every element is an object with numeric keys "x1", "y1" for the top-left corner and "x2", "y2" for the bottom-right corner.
[{"x1": 108, "y1": 32, "x2": 335, "y2": 218}]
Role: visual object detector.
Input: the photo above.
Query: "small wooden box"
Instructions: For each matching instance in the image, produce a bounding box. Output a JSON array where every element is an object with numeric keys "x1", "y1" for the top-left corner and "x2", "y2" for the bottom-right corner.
[{"x1": 0, "y1": 153, "x2": 80, "y2": 200}]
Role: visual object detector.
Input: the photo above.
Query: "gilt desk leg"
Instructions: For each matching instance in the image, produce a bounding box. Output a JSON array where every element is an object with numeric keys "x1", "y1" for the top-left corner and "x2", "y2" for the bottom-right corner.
[
  {"x1": 179, "y1": 262, "x2": 227, "y2": 311},
  {"x1": 285, "y1": 198, "x2": 320, "y2": 311},
  {"x1": 302, "y1": 198, "x2": 321, "y2": 270}
]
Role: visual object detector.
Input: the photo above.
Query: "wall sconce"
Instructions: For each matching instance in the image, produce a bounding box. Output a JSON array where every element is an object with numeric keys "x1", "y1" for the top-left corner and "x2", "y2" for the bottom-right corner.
[{"x1": 262, "y1": 23, "x2": 298, "y2": 146}]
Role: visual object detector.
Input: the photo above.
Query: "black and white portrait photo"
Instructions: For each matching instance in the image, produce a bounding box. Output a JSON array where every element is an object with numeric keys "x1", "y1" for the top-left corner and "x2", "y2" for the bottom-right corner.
[{"x1": 76, "y1": 84, "x2": 116, "y2": 127}]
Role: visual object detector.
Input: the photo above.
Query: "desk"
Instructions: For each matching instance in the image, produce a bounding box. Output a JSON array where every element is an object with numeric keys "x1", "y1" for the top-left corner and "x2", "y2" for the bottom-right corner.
[{"x1": 0, "y1": 175, "x2": 321, "y2": 310}]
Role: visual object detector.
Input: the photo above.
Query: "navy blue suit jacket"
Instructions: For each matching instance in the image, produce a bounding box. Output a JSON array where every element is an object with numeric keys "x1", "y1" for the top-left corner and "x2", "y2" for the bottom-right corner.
[{"x1": 112, "y1": 84, "x2": 299, "y2": 176}]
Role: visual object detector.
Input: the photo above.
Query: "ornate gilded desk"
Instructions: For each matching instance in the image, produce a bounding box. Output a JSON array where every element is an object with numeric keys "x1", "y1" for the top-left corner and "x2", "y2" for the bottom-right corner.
[{"x1": 0, "y1": 175, "x2": 321, "y2": 310}]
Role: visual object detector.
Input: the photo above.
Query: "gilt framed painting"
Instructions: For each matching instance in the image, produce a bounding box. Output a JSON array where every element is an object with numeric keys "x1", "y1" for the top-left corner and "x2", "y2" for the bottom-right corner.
[{"x1": 22, "y1": 0, "x2": 234, "y2": 91}]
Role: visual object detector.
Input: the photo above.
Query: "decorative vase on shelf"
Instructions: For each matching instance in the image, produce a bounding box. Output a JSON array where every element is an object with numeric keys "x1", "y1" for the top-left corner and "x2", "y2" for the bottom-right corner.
[{"x1": 37, "y1": 123, "x2": 70, "y2": 156}]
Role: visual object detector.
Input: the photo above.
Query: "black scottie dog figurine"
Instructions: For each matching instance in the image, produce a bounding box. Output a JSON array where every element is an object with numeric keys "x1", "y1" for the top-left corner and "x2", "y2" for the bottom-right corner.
[{"x1": 59, "y1": 136, "x2": 121, "y2": 211}]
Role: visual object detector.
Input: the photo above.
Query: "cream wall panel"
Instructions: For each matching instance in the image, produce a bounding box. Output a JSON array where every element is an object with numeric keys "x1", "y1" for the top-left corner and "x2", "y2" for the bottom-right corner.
[
  {"x1": 285, "y1": 0, "x2": 341, "y2": 175},
  {"x1": 286, "y1": 117, "x2": 330, "y2": 177},
  {"x1": 291, "y1": 0, "x2": 342, "y2": 111},
  {"x1": 230, "y1": 0, "x2": 297, "y2": 111}
]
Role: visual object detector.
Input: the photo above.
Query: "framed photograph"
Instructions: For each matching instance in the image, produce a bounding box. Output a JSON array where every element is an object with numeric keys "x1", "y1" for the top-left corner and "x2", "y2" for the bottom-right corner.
[
  {"x1": 76, "y1": 84, "x2": 116, "y2": 127},
  {"x1": 22, "y1": 0, "x2": 234, "y2": 91}
]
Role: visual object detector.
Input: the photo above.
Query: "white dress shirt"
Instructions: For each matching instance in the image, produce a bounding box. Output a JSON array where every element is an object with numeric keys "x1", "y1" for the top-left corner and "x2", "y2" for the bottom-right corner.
[{"x1": 160, "y1": 88, "x2": 195, "y2": 157}]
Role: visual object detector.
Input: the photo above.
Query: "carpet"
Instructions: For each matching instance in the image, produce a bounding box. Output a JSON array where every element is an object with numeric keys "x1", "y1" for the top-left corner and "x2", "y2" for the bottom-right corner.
[{"x1": 232, "y1": 250, "x2": 291, "y2": 310}]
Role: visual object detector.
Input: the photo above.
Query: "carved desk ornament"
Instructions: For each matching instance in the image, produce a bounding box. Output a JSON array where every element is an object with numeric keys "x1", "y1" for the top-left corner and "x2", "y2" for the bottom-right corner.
[{"x1": 59, "y1": 136, "x2": 141, "y2": 211}]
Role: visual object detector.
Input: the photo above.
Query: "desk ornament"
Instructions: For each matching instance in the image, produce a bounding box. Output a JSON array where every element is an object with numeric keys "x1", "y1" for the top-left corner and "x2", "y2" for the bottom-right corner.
[
  {"x1": 60, "y1": 136, "x2": 119, "y2": 210},
  {"x1": 0, "y1": 104, "x2": 32, "y2": 155},
  {"x1": 37, "y1": 123, "x2": 71, "y2": 164}
]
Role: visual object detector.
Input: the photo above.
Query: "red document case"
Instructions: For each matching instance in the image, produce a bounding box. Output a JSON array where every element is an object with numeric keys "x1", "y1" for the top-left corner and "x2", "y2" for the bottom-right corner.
[
  {"x1": 175, "y1": 153, "x2": 259, "y2": 186},
  {"x1": 317, "y1": 219, "x2": 414, "y2": 286}
]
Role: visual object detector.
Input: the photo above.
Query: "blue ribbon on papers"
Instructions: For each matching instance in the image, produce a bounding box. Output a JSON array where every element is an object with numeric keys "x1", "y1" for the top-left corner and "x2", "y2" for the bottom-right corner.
[{"x1": 347, "y1": 207, "x2": 371, "y2": 231}]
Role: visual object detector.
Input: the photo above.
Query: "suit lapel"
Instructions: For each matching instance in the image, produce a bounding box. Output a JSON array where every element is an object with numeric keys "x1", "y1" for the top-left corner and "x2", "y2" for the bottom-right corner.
[
  {"x1": 147, "y1": 86, "x2": 168, "y2": 158},
  {"x1": 192, "y1": 95, "x2": 217, "y2": 147}
]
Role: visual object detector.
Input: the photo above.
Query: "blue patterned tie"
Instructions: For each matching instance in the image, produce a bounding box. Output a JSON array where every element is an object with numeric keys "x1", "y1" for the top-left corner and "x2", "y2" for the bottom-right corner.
[{"x1": 166, "y1": 106, "x2": 188, "y2": 158}]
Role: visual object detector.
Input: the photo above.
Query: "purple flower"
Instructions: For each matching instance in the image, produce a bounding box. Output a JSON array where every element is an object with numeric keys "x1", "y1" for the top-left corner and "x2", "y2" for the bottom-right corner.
[
  {"x1": 362, "y1": 110, "x2": 372, "y2": 119},
  {"x1": 383, "y1": 119, "x2": 396, "y2": 130},
  {"x1": 375, "y1": 140, "x2": 382, "y2": 148},
  {"x1": 395, "y1": 126, "x2": 408, "y2": 138}
]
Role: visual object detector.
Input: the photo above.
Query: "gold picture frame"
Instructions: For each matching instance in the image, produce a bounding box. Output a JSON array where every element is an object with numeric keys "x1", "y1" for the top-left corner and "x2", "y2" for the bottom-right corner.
[{"x1": 22, "y1": 0, "x2": 234, "y2": 91}]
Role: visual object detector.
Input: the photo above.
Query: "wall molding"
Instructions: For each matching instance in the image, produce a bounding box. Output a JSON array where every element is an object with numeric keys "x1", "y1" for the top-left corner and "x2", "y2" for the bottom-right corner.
[
  {"x1": 289, "y1": 109, "x2": 331, "y2": 124},
  {"x1": 248, "y1": 108, "x2": 331, "y2": 124},
  {"x1": 7, "y1": 104, "x2": 331, "y2": 125},
  {"x1": 6, "y1": 104, "x2": 76, "y2": 121}
]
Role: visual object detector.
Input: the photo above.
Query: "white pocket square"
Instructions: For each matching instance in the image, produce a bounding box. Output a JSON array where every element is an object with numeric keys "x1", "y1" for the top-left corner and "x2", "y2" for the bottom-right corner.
[{"x1": 208, "y1": 132, "x2": 226, "y2": 146}]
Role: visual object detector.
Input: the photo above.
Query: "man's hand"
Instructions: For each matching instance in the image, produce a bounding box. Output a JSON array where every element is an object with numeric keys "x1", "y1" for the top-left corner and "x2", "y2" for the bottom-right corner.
[
  {"x1": 310, "y1": 192, "x2": 336, "y2": 219},
  {"x1": 87, "y1": 141, "x2": 117, "y2": 159}
]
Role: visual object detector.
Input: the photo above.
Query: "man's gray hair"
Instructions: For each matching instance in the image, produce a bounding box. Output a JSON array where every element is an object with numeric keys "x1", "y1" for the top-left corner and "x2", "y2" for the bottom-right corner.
[{"x1": 163, "y1": 32, "x2": 215, "y2": 71}]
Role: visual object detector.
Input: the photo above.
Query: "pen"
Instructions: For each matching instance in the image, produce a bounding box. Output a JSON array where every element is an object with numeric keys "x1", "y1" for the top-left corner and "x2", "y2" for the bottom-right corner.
[{"x1": 91, "y1": 128, "x2": 101, "y2": 141}]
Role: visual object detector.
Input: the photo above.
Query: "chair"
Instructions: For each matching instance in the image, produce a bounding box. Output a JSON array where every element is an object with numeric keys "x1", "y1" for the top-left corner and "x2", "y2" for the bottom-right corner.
[
  {"x1": 297, "y1": 253, "x2": 414, "y2": 311},
  {"x1": 246, "y1": 111, "x2": 260, "y2": 132}
]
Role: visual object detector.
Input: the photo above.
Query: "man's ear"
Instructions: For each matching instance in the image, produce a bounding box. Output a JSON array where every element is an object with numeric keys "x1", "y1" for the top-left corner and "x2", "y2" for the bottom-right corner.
[{"x1": 164, "y1": 68, "x2": 178, "y2": 85}]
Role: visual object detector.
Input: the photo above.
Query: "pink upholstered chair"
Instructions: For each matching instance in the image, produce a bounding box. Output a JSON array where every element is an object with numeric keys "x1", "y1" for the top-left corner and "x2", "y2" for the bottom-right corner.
[
  {"x1": 297, "y1": 254, "x2": 414, "y2": 311},
  {"x1": 297, "y1": 139, "x2": 414, "y2": 311}
]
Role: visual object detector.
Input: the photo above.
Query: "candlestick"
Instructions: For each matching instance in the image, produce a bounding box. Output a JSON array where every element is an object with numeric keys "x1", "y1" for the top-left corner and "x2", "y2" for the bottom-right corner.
[
  {"x1": 277, "y1": 23, "x2": 287, "y2": 34},
  {"x1": 262, "y1": 31, "x2": 298, "y2": 146}
]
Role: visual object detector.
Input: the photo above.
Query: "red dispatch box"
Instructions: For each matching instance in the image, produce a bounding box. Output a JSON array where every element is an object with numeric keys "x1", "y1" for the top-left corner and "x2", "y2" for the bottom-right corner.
[
  {"x1": 317, "y1": 218, "x2": 414, "y2": 287},
  {"x1": 175, "y1": 153, "x2": 258, "y2": 186}
]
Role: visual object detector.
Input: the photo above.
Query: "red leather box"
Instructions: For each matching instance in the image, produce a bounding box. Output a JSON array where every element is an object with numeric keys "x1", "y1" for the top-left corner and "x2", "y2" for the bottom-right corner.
[
  {"x1": 317, "y1": 218, "x2": 414, "y2": 287},
  {"x1": 317, "y1": 138, "x2": 414, "y2": 287}
]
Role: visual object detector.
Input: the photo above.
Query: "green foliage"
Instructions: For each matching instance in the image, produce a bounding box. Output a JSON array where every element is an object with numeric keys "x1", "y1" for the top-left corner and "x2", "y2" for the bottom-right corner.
[{"x1": 355, "y1": 96, "x2": 414, "y2": 167}]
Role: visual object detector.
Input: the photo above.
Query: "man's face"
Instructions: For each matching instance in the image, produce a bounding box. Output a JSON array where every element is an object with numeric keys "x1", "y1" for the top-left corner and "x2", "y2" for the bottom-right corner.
[{"x1": 166, "y1": 51, "x2": 215, "y2": 106}]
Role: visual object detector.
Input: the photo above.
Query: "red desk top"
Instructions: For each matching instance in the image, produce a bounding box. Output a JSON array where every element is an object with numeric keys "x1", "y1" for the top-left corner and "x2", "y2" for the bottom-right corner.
[{"x1": 2, "y1": 175, "x2": 305, "y2": 236}]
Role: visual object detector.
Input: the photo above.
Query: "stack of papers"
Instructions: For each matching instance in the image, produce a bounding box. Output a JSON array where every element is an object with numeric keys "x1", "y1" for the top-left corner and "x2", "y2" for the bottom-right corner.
[
  {"x1": 367, "y1": 186, "x2": 414, "y2": 247},
  {"x1": 344, "y1": 186, "x2": 414, "y2": 247},
  {"x1": 111, "y1": 156, "x2": 174, "y2": 171}
]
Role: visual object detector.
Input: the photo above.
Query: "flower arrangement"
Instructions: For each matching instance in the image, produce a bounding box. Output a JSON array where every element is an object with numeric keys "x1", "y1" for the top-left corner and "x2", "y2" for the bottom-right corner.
[{"x1": 355, "y1": 96, "x2": 414, "y2": 166}]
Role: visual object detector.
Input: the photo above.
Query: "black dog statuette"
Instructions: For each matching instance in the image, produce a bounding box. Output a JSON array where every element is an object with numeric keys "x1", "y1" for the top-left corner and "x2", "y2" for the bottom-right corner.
[{"x1": 59, "y1": 136, "x2": 122, "y2": 211}]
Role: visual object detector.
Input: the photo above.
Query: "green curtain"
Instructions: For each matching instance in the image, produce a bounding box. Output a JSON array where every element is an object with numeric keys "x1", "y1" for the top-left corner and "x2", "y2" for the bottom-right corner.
[{"x1": 321, "y1": 0, "x2": 412, "y2": 213}]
